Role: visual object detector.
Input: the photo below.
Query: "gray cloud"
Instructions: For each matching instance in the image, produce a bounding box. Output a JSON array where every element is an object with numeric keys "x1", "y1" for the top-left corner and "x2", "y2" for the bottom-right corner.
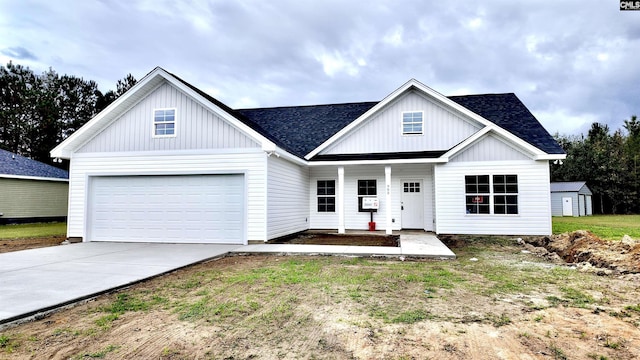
[
  {"x1": 0, "y1": 0, "x2": 638, "y2": 136},
  {"x1": 1, "y1": 46, "x2": 38, "y2": 60}
]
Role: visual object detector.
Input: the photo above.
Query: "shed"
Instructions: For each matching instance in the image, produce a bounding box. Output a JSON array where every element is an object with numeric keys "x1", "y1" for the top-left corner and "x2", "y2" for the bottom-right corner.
[
  {"x1": 0, "y1": 149, "x2": 69, "y2": 224},
  {"x1": 550, "y1": 181, "x2": 592, "y2": 217}
]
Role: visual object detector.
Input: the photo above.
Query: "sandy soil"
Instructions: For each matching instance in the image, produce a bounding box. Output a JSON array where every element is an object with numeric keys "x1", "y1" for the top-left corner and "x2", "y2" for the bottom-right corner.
[{"x1": 0, "y1": 236, "x2": 65, "y2": 254}]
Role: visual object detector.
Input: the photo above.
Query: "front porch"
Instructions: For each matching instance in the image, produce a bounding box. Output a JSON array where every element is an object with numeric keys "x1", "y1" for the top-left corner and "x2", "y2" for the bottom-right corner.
[
  {"x1": 309, "y1": 164, "x2": 436, "y2": 235},
  {"x1": 235, "y1": 230, "x2": 455, "y2": 259}
]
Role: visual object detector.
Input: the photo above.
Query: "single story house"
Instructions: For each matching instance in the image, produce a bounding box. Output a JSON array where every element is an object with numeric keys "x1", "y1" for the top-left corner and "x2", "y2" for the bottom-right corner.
[
  {"x1": 0, "y1": 149, "x2": 69, "y2": 224},
  {"x1": 550, "y1": 181, "x2": 593, "y2": 217},
  {"x1": 51, "y1": 67, "x2": 565, "y2": 244}
]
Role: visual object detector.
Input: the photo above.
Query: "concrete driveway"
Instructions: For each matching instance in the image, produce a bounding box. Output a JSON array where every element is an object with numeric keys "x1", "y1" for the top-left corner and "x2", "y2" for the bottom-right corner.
[{"x1": 0, "y1": 242, "x2": 238, "y2": 325}]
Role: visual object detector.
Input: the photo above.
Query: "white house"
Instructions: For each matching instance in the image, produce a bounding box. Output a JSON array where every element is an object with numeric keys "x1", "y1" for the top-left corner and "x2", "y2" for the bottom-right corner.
[
  {"x1": 550, "y1": 181, "x2": 593, "y2": 217},
  {"x1": 51, "y1": 67, "x2": 566, "y2": 244}
]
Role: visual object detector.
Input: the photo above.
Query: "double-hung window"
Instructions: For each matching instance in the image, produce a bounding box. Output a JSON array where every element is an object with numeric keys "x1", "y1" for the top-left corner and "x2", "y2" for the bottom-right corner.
[
  {"x1": 402, "y1": 111, "x2": 423, "y2": 135},
  {"x1": 153, "y1": 108, "x2": 176, "y2": 137},
  {"x1": 493, "y1": 175, "x2": 518, "y2": 214},
  {"x1": 465, "y1": 175, "x2": 518, "y2": 215},
  {"x1": 358, "y1": 179, "x2": 377, "y2": 212},
  {"x1": 317, "y1": 180, "x2": 335, "y2": 212}
]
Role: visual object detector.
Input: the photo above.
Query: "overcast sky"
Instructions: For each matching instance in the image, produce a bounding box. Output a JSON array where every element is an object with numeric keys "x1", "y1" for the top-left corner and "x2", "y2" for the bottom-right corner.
[{"x1": 1, "y1": 0, "x2": 638, "y2": 136}]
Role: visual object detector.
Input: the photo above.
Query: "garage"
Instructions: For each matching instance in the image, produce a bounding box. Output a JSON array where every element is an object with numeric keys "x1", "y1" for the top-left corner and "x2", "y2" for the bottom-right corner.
[{"x1": 88, "y1": 174, "x2": 244, "y2": 244}]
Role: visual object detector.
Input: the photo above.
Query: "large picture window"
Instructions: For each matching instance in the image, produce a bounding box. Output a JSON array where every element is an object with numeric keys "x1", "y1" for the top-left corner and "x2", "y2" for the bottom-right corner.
[
  {"x1": 358, "y1": 179, "x2": 377, "y2": 212},
  {"x1": 465, "y1": 174, "x2": 518, "y2": 215},
  {"x1": 317, "y1": 180, "x2": 335, "y2": 212}
]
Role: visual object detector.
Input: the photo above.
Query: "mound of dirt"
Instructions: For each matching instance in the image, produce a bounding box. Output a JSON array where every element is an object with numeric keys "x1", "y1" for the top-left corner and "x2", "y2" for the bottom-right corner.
[{"x1": 524, "y1": 230, "x2": 640, "y2": 274}]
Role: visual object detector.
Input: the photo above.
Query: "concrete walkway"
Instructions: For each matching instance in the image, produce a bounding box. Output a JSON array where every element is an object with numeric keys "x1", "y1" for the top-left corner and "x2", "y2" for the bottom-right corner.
[
  {"x1": 0, "y1": 232, "x2": 453, "y2": 326},
  {"x1": 232, "y1": 232, "x2": 455, "y2": 259}
]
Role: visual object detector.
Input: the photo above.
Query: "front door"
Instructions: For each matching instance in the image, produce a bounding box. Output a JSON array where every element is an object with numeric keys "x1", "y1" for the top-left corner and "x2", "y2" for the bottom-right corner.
[{"x1": 401, "y1": 180, "x2": 424, "y2": 229}]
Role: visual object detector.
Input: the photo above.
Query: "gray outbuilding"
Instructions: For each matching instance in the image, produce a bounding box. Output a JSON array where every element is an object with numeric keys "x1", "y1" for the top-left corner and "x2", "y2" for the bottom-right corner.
[
  {"x1": 0, "y1": 149, "x2": 69, "y2": 224},
  {"x1": 550, "y1": 181, "x2": 593, "y2": 217}
]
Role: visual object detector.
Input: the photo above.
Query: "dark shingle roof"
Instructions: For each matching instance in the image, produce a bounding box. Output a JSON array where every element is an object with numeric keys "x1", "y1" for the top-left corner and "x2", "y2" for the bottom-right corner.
[
  {"x1": 448, "y1": 93, "x2": 564, "y2": 154},
  {"x1": 0, "y1": 149, "x2": 68, "y2": 180},
  {"x1": 165, "y1": 70, "x2": 563, "y2": 158},
  {"x1": 237, "y1": 102, "x2": 378, "y2": 157}
]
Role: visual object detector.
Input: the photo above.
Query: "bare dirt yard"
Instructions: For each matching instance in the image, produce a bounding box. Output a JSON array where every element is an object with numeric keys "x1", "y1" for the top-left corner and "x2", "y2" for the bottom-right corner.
[
  {"x1": 270, "y1": 232, "x2": 400, "y2": 247},
  {"x1": 0, "y1": 235, "x2": 65, "y2": 254},
  {"x1": 2, "y1": 232, "x2": 640, "y2": 359}
]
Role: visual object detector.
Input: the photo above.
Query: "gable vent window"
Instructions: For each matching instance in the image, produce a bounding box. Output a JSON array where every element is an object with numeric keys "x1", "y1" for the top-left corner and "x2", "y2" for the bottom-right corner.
[
  {"x1": 402, "y1": 111, "x2": 423, "y2": 135},
  {"x1": 153, "y1": 108, "x2": 176, "y2": 137},
  {"x1": 317, "y1": 180, "x2": 336, "y2": 212}
]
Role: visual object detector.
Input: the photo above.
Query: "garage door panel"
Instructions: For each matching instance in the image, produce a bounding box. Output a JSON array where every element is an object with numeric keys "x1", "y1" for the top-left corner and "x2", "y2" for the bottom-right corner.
[{"x1": 89, "y1": 175, "x2": 244, "y2": 244}]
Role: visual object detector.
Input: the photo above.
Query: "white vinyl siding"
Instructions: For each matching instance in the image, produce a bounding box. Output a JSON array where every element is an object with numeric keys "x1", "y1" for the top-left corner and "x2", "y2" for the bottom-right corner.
[
  {"x1": 450, "y1": 133, "x2": 532, "y2": 162},
  {"x1": 66, "y1": 150, "x2": 267, "y2": 242},
  {"x1": 78, "y1": 82, "x2": 260, "y2": 153},
  {"x1": 320, "y1": 90, "x2": 481, "y2": 155},
  {"x1": 550, "y1": 192, "x2": 579, "y2": 217},
  {"x1": 309, "y1": 165, "x2": 434, "y2": 231},
  {"x1": 266, "y1": 156, "x2": 310, "y2": 240},
  {"x1": 434, "y1": 160, "x2": 552, "y2": 235}
]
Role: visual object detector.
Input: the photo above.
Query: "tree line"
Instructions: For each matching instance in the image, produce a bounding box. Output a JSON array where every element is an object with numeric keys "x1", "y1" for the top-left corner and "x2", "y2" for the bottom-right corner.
[
  {"x1": 551, "y1": 117, "x2": 640, "y2": 214},
  {"x1": 0, "y1": 61, "x2": 136, "y2": 168}
]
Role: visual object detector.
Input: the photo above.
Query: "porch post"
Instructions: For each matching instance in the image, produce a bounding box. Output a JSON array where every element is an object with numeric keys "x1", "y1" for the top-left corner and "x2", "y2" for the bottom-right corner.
[
  {"x1": 385, "y1": 165, "x2": 392, "y2": 235},
  {"x1": 338, "y1": 166, "x2": 345, "y2": 234}
]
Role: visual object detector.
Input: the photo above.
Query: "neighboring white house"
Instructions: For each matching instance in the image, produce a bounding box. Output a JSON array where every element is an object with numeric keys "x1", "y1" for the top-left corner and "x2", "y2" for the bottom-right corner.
[
  {"x1": 550, "y1": 181, "x2": 593, "y2": 217},
  {"x1": 51, "y1": 67, "x2": 566, "y2": 244}
]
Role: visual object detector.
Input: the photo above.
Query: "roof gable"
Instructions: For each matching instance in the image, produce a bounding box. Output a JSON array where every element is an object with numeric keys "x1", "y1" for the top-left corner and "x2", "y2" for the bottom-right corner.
[
  {"x1": 51, "y1": 67, "x2": 276, "y2": 159},
  {"x1": 0, "y1": 149, "x2": 68, "y2": 180}
]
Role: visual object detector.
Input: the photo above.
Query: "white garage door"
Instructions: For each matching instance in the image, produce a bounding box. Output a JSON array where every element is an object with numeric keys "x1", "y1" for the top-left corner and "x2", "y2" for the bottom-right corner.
[{"x1": 88, "y1": 175, "x2": 244, "y2": 244}]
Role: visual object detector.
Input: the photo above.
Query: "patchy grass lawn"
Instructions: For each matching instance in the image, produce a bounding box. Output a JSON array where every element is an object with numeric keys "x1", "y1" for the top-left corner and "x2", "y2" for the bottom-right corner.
[
  {"x1": 553, "y1": 215, "x2": 640, "y2": 240},
  {"x1": 1, "y1": 237, "x2": 639, "y2": 359},
  {"x1": 0, "y1": 222, "x2": 66, "y2": 239}
]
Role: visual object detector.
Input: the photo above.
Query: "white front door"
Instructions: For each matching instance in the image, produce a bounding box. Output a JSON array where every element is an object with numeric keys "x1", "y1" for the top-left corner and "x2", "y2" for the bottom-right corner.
[
  {"x1": 401, "y1": 180, "x2": 424, "y2": 229},
  {"x1": 562, "y1": 197, "x2": 573, "y2": 216}
]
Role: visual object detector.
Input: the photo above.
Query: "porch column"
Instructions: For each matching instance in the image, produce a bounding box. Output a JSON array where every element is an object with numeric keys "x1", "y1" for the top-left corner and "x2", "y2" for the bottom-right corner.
[
  {"x1": 385, "y1": 165, "x2": 392, "y2": 235},
  {"x1": 338, "y1": 166, "x2": 345, "y2": 234}
]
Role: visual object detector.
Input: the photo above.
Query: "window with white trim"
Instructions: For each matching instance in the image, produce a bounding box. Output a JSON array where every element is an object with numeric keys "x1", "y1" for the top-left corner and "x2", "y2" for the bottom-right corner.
[
  {"x1": 153, "y1": 108, "x2": 176, "y2": 136},
  {"x1": 317, "y1": 180, "x2": 335, "y2": 212},
  {"x1": 465, "y1": 175, "x2": 518, "y2": 215},
  {"x1": 358, "y1": 179, "x2": 377, "y2": 212},
  {"x1": 402, "y1": 111, "x2": 423, "y2": 135}
]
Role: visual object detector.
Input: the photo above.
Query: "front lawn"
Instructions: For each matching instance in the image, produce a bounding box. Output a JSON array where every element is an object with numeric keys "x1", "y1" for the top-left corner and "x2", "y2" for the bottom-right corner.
[
  {"x1": 0, "y1": 222, "x2": 66, "y2": 239},
  {"x1": 2, "y1": 239, "x2": 639, "y2": 359},
  {"x1": 552, "y1": 215, "x2": 640, "y2": 240}
]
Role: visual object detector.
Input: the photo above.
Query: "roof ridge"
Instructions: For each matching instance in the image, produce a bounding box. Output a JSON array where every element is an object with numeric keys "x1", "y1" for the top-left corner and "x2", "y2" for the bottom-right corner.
[{"x1": 236, "y1": 101, "x2": 380, "y2": 111}]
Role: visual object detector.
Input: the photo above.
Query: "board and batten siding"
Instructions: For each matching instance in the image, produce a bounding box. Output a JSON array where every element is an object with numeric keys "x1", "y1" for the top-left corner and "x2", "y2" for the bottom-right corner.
[
  {"x1": 0, "y1": 178, "x2": 68, "y2": 219},
  {"x1": 309, "y1": 165, "x2": 434, "y2": 231},
  {"x1": 434, "y1": 160, "x2": 552, "y2": 235},
  {"x1": 450, "y1": 133, "x2": 532, "y2": 162},
  {"x1": 66, "y1": 151, "x2": 267, "y2": 242},
  {"x1": 266, "y1": 156, "x2": 310, "y2": 240},
  {"x1": 321, "y1": 90, "x2": 481, "y2": 155},
  {"x1": 78, "y1": 82, "x2": 261, "y2": 153}
]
